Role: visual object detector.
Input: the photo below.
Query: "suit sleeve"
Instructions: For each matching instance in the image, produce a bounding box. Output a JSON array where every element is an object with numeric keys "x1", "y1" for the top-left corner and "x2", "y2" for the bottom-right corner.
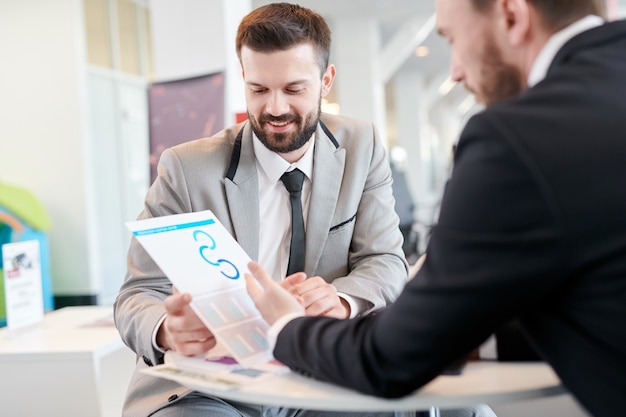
[
  {"x1": 494, "y1": 320, "x2": 542, "y2": 361},
  {"x1": 273, "y1": 115, "x2": 568, "y2": 397},
  {"x1": 329, "y1": 121, "x2": 408, "y2": 313},
  {"x1": 114, "y1": 148, "x2": 192, "y2": 365}
]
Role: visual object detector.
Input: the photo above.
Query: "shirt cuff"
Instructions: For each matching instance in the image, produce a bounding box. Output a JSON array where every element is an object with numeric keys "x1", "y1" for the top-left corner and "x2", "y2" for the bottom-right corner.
[
  {"x1": 479, "y1": 334, "x2": 498, "y2": 359},
  {"x1": 267, "y1": 312, "x2": 304, "y2": 351},
  {"x1": 152, "y1": 313, "x2": 167, "y2": 354},
  {"x1": 337, "y1": 292, "x2": 362, "y2": 318}
]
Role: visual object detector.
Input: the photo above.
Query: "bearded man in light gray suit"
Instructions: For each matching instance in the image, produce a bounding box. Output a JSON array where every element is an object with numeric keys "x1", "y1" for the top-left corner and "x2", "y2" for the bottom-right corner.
[{"x1": 114, "y1": 3, "x2": 410, "y2": 417}]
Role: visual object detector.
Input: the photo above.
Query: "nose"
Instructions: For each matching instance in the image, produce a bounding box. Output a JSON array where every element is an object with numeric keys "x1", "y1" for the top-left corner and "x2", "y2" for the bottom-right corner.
[
  {"x1": 449, "y1": 54, "x2": 464, "y2": 83},
  {"x1": 265, "y1": 92, "x2": 290, "y2": 117}
]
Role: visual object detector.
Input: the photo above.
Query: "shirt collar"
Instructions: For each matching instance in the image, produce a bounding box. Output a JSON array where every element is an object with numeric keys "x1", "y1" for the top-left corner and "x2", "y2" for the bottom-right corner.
[
  {"x1": 527, "y1": 15, "x2": 604, "y2": 87},
  {"x1": 253, "y1": 129, "x2": 316, "y2": 183}
]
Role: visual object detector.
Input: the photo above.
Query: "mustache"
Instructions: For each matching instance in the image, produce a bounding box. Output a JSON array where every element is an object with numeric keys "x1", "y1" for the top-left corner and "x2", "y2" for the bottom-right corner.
[{"x1": 258, "y1": 113, "x2": 299, "y2": 124}]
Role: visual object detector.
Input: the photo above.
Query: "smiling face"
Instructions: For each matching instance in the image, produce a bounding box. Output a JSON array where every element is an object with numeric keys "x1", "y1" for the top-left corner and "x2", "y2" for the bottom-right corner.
[
  {"x1": 436, "y1": 0, "x2": 524, "y2": 105},
  {"x1": 241, "y1": 43, "x2": 335, "y2": 158}
]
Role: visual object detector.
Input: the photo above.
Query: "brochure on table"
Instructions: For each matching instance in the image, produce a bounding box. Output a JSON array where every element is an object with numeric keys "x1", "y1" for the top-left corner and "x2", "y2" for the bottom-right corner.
[
  {"x1": 1, "y1": 239, "x2": 44, "y2": 329},
  {"x1": 126, "y1": 210, "x2": 273, "y2": 368},
  {"x1": 142, "y1": 349, "x2": 289, "y2": 391}
]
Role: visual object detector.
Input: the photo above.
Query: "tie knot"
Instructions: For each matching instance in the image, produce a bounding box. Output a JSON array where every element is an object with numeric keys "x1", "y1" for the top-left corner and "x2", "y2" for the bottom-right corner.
[{"x1": 281, "y1": 168, "x2": 305, "y2": 194}]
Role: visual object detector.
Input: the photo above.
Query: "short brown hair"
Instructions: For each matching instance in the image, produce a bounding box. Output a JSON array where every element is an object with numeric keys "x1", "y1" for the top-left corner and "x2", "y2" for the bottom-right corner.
[
  {"x1": 470, "y1": 0, "x2": 606, "y2": 31},
  {"x1": 236, "y1": 2, "x2": 332, "y2": 74}
]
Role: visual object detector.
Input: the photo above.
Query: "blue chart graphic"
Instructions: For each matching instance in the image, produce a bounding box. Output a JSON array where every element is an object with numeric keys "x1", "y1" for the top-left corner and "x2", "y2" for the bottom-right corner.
[
  {"x1": 250, "y1": 326, "x2": 269, "y2": 350},
  {"x1": 222, "y1": 325, "x2": 269, "y2": 358},
  {"x1": 226, "y1": 299, "x2": 246, "y2": 320},
  {"x1": 193, "y1": 289, "x2": 260, "y2": 329},
  {"x1": 194, "y1": 290, "x2": 270, "y2": 359}
]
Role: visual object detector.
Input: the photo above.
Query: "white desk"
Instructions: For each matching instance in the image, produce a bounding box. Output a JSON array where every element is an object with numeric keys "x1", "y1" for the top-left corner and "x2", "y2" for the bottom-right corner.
[
  {"x1": 145, "y1": 360, "x2": 566, "y2": 416},
  {"x1": 0, "y1": 306, "x2": 136, "y2": 417}
]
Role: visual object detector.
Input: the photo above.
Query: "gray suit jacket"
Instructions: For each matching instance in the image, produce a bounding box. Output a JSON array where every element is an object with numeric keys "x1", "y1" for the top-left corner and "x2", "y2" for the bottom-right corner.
[{"x1": 114, "y1": 113, "x2": 408, "y2": 416}]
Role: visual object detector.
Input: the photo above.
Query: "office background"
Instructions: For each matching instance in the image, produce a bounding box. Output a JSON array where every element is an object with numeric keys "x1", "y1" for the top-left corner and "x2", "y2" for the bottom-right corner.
[
  {"x1": 1, "y1": 0, "x2": 625, "y2": 314},
  {"x1": 1, "y1": 1, "x2": 624, "y2": 415}
]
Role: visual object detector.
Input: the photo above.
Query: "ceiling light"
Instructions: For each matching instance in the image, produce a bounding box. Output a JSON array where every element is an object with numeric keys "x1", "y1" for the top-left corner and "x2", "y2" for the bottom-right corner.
[{"x1": 415, "y1": 46, "x2": 430, "y2": 57}]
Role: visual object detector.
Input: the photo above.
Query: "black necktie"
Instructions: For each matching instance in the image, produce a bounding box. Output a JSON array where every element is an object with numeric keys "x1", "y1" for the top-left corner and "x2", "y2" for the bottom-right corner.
[{"x1": 280, "y1": 168, "x2": 306, "y2": 275}]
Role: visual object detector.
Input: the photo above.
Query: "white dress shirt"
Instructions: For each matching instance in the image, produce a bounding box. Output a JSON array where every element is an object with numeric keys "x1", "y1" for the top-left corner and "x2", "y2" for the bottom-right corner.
[
  {"x1": 527, "y1": 15, "x2": 604, "y2": 87},
  {"x1": 253, "y1": 133, "x2": 314, "y2": 281},
  {"x1": 253, "y1": 132, "x2": 360, "y2": 317}
]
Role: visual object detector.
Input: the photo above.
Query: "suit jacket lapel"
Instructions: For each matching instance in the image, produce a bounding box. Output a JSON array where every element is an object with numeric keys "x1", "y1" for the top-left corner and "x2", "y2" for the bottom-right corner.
[
  {"x1": 224, "y1": 123, "x2": 260, "y2": 260},
  {"x1": 306, "y1": 122, "x2": 345, "y2": 274}
]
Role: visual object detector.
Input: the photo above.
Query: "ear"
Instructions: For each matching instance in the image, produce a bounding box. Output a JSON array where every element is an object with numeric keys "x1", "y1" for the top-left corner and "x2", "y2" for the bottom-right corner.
[
  {"x1": 498, "y1": 0, "x2": 530, "y2": 46},
  {"x1": 321, "y1": 64, "x2": 336, "y2": 98}
]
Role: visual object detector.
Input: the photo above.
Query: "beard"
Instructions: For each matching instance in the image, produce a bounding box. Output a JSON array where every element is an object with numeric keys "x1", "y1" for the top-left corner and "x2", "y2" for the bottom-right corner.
[
  {"x1": 476, "y1": 35, "x2": 525, "y2": 106},
  {"x1": 249, "y1": 100, "x2": 321, "y2": 154}
]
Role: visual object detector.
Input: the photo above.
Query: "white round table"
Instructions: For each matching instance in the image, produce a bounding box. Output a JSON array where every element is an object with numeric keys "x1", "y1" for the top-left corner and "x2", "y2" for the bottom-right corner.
[{"x1": 144, "y1": 360, "x2": 566, "y2": 417}]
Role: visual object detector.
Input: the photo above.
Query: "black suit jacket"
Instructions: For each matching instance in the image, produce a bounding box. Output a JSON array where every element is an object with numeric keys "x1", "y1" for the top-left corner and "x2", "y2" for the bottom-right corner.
[{"x1": 272, "y1": 20, "x2": 626, "y2": 417}]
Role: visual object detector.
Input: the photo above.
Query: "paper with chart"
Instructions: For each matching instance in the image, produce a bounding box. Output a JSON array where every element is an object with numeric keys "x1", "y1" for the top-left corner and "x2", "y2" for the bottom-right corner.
[
  {"x1": 126, "y1": 210, "x2": 272, "y2": 367},
  {"x1": 141, "y1": 349, "x2": 288, "y2": 391}
]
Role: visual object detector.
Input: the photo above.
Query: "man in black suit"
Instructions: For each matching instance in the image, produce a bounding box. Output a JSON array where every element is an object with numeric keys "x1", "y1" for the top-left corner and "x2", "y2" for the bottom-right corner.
[{"x1": 245, "y1": 1, "x2": 626, "y2": 416}]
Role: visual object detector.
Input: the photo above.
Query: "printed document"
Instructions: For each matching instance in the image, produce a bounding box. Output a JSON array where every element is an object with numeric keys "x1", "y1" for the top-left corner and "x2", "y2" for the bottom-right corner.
[{"x1": 126, "y1": 210, "x2": 272, "y2": 367}]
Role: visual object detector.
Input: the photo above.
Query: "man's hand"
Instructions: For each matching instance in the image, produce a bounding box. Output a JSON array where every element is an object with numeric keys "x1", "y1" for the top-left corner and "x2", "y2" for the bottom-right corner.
[
  {"x1": 281, "y1": 273, "x2": 350, "y2": 319},
  {"x1": 156, "y1": 288, "x2": 216, "y2": 356},
  {"x1": 245, "y1": 261, "x2": 305, "y2": 325}
]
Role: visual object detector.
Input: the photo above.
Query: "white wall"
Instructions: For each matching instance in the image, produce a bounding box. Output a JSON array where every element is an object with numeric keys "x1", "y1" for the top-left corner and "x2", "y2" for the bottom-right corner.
[
  {"x1": 150, "y1": 0, "x2": 226, "y2": 81},
  {"x1": 83, "y1": 68, "x2": 149, "y2": 304},
  {"x1": 331, "y1": 17, "x2": 387, "y2": 142},
  {"x1": 0, "y1": 0, "x2": 251, "y2": 305},
  {"x1": 149, "y1": 0, "x2": 248, "y2": 125},
  {"x1": 0, "y1": 0, "x2": 150, "y2": 304},
  {"x1": 0, "y1": 0, "x2": 95, "y2": 296}
]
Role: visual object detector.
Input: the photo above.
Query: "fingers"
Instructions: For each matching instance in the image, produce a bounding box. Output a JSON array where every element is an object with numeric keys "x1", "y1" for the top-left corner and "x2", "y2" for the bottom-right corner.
[
  {"x1": 159, "y1": 290, "x2": 217, "y2": 355},
  {"x1": 288, "y1": 276, "x2": 335, "y2": 305},
  {"x1": 280, "y1": 272, "x2": 307, "y2": 291},
  {"x1": 245, "y1": 262, "x2": 344, "y2": 319},
  {"x1": 287, "y1": 276, "x2": 325, "y2": 295},
  {"x1": 287, "y1": 277, "x2": 347, "y2": 318},
  {"x1": 164, "y1": 291, "x2": 192, "y2": 316},
  {"x1": 174, "y1": 334, "x2": 217, "y2": 356},
  {"x1": 161, "y1": 313, "x2": 215, "y2": 355},
  {"x1": 245, "y1": 261, "x2": 275, "y2": 302},
  {"x1": 244, "y1": 272, "x2": 263, "y2": 300},
  {"x1": 247, "y1": 261, "x2": 274, "y2": 287},
  {"x1": 195, "y1": 334, "x2": 217, "y2": 350},
  {"x1": 245, "y1": 261, "x2": 307, "y2": 325}
]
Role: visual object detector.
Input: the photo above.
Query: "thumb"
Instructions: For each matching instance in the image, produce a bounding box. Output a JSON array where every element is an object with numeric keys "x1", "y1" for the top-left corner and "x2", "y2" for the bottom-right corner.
[{"x1": 164, "y1": 291, "x2": 192, "y2": 315}]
